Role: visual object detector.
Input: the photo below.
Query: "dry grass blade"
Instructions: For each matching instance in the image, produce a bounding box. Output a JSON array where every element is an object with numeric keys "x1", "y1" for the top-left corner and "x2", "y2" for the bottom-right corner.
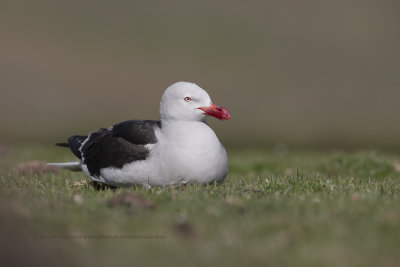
[{"x1": 242, "y1": 187, "x2": 264, "y2": 195}]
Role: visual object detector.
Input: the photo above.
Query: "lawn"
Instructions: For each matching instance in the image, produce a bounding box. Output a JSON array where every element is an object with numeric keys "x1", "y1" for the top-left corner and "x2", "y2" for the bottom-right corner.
[{"x1": 1, "y1": 144, "x2": 399, "y2": 267}]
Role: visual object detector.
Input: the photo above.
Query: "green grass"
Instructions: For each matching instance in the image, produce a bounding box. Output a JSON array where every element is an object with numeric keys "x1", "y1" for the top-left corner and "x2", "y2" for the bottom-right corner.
[{"x1": 1, "y1": 145, "x2": 400, "y2": 267}]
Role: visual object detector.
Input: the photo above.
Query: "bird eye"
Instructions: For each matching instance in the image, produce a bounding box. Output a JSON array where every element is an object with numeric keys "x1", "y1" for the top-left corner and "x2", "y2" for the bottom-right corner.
[{"x1": 184, "y1": 96, "x2": 192, "y2": 102}]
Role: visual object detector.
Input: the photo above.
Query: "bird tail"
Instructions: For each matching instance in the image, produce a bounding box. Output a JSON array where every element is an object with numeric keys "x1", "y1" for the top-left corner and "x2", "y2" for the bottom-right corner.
[
  {"x1": 56, "y1": 143, "x2": 69, "y2": 147},
  {"x1": 47, "y1": 162, "x2": 82, "y2": 171}
]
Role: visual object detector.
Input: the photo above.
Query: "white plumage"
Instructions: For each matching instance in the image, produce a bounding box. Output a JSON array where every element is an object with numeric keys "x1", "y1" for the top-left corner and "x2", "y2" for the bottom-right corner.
[{"x1": 98, "y1": 121, "x2": 228, "y2": 186}]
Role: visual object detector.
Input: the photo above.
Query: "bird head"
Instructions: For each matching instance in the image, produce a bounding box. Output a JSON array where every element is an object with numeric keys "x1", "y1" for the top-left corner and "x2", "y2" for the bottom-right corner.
[{"x1": 159, "y1": 82, "x2": 230, "y2": 122}]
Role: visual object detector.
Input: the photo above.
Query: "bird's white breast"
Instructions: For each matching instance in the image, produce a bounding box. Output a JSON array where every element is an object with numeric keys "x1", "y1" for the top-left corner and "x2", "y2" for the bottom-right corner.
[
  {"x1": 98, "y1": 121, "x2": 228, "y2": 186},
  {"x1": 153, "y1": 121, "x2": 228, "y2": 184}
]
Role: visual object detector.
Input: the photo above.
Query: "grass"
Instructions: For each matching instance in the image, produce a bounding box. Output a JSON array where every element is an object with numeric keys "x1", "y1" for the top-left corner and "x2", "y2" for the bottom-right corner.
[{"x1": 1, "y1": 144, "x2": 400, "y2": 267}]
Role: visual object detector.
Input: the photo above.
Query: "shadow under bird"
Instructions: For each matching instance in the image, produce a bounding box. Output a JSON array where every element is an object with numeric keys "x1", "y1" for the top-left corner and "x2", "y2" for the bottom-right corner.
[{"x1": 48, "y1": 82, "x2": 230, "y2": 187}]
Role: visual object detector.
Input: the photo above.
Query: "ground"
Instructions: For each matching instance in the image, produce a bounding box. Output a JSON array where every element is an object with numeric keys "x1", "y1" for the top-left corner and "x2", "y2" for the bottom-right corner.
[{"x1": 0, "y1": 144, "x2": 399, "y2": 267}]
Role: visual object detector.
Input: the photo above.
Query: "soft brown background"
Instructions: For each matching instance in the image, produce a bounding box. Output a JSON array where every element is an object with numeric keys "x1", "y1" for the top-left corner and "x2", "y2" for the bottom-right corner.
[{"x1": 1, "y1": 0, "x2": 399, "y2": 148}]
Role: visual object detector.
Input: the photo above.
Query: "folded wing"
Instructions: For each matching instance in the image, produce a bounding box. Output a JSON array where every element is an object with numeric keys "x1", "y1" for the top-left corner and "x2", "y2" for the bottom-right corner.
[{"x1": 78, "y1": 120, "x2": 161, "y2": 177}]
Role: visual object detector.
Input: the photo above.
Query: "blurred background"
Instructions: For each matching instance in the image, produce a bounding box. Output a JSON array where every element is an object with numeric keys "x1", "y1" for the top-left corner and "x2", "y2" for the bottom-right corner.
[{"x1": 1, "y1": 0, "x2": 399, "y2": 148}]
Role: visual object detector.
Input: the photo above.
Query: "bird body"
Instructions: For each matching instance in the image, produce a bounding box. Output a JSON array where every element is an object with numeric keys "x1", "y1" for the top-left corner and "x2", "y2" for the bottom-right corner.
[
  {"x1": 96, "y1": 120, "x2": 228, "y2": 186},
  {"x1": 49, "y1": 82, "x2": 230, "y2": 187}
]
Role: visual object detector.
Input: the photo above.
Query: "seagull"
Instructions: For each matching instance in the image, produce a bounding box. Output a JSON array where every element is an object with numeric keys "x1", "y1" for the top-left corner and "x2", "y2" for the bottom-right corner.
[{"x1": 49, "y1": 82, "x2": 230, "y2": 187}]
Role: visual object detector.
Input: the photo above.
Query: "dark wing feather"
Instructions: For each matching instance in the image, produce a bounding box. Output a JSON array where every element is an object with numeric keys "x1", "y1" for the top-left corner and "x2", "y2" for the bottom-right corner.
[
  {"x1": 111, "y1": 120, "x2": 161, "y2": 144},
  {"x1": 79, "y1": 120, "x2": 161, "y2": 177},
  {"x1": 67, "y1": 135, "x2": 88, "y2": 159}
]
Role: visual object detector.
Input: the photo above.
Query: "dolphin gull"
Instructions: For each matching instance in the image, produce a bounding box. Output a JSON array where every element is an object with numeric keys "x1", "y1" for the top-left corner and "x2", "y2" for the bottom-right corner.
[{"x1": 49, "y1": 82, "x2": 230, "y2": 187}]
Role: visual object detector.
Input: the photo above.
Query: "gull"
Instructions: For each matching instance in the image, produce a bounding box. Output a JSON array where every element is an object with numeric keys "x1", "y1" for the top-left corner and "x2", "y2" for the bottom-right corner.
[{"x1": 49, "y1": 82, "x2": 230, "y2": 187}]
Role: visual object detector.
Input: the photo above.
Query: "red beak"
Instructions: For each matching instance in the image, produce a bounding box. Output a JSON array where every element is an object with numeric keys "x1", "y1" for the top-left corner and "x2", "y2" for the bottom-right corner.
[{"x1": 198, "y1": 103, "x2": 230, "y2": 120}]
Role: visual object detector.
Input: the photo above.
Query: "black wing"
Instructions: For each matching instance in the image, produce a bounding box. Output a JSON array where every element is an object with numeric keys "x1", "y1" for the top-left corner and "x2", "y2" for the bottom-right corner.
[
  {"x1": 111, "y1": 120, "x2": 161, "y2": 144},
  {"x1": 65, "y1": 120, "x2": 161, "y2": 177}
]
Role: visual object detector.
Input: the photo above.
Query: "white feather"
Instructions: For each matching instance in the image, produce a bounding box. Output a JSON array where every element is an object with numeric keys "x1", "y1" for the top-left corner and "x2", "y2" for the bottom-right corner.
[{"x1": 99, "y1": 121, "x2": 228, "y2": 186}]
